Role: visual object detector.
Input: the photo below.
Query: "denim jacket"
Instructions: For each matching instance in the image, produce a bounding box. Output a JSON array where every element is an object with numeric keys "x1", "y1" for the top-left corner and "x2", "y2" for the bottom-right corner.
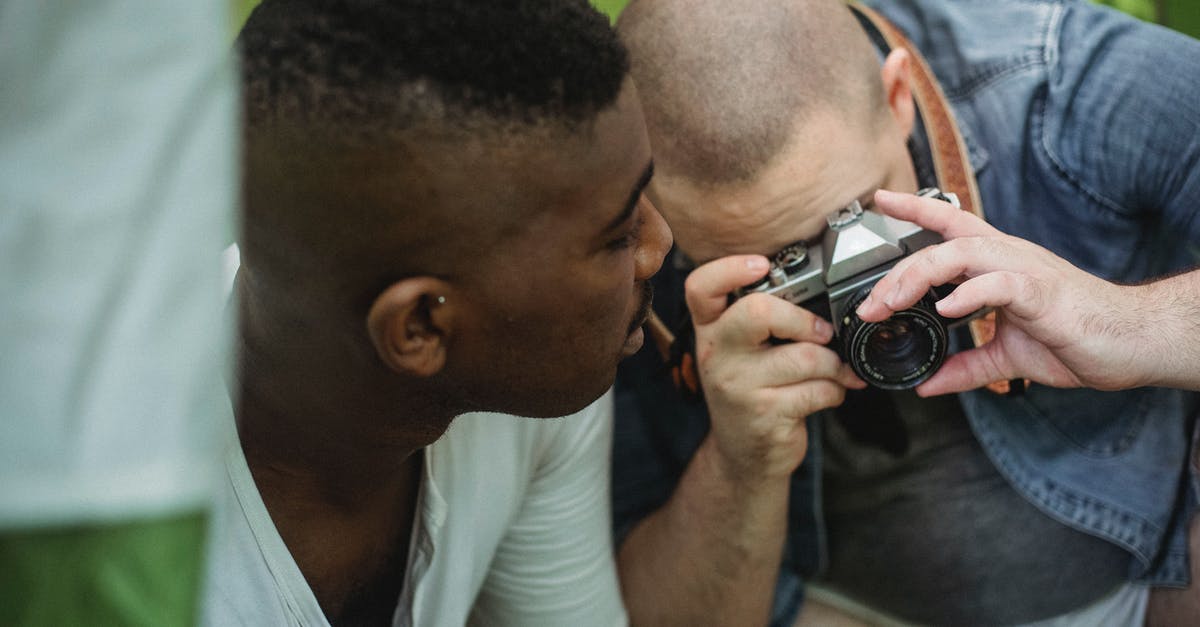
[{"x1": 612, "y1": 0, "x2": 1200, "y2": 620}]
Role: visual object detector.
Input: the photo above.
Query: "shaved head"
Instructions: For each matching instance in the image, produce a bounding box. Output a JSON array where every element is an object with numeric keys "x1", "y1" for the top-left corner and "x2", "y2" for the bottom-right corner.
[{"x1": 618, "y1": 0, "x2": 884, "y2": 186}]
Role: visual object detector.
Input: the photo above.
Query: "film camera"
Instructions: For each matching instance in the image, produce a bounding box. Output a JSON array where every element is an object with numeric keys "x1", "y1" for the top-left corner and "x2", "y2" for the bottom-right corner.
[{"x1": 736, "y1": 188, "x2": 972, "y2": 390}]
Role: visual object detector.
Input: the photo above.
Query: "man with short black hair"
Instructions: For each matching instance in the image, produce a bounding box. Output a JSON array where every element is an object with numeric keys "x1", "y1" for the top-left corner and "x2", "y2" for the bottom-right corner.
[
  {"x1": 203, "y1": 1, "x2": 671, "y2": 624},
  {"x1": 611, "y1": 0, "x2": 1200, "y2": 625}
]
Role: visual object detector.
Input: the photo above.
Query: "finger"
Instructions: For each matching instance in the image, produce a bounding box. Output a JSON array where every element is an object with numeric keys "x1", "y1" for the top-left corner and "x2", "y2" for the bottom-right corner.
[
  {"x1": 934, "y1": 271, "x2": 1047, "y2": 321},
  {"x1": 839, "y1": 362, "x2": 869, "y2": 390},
  {"x1": 716, "y1": 293, "x2": 834, "y2": 348},
  {"x1": 915, "y1": 345, "x2": 1012, "y2": 397},
  {"x1": 685, "y1": 255, "x2": 770, "y2": 325},
  {"x1": 855, "y1": 239, "x2": 973, "y2": 321},
  {"x1": 777, "y1": 379, "x2": 850, "y2": 418},
  {"x1": 856, "y1": 237, "x2": 1016, "y2": 321},
  {"x1": 752, "y1": 341, "x2": 845, "y2": 388},
  {"x1": 873, "y1": 189, "x2": 1002, "y2": 240}
]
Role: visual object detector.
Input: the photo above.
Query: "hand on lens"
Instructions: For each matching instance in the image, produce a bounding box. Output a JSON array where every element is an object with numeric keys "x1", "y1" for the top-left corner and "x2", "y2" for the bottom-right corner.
[
  {"x1": 685, "y1": 255, "x2": 865, "y2": 483},
  {"x1": 855, "y1": 189, "x2": 1145, "y2": 395}
]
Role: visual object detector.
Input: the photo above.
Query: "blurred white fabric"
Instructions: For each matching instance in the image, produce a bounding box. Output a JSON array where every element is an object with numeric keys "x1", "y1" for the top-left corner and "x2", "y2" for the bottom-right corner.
[{"x1": 0, "y1": 1, "x2": 237, "y2": 526}]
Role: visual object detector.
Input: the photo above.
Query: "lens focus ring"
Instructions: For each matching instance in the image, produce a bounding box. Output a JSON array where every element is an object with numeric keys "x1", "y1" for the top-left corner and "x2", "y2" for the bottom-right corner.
[{"x1": 841, "y1": 289, "x2": 947, "y2": 390}]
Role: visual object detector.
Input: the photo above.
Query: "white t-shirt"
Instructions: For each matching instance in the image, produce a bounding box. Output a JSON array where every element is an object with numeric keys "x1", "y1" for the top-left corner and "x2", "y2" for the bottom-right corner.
[{"x1": 202, "y1": 392, "x2": 628, "y2": 627}]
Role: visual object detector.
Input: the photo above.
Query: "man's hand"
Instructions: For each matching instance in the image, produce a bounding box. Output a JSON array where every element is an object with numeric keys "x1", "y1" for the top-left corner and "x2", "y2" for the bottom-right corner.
[
  {"x1": 616, "y1": 256, "x2": 864, "y2": 627},
  {"x1": 855, "y1": 189, "x2": 1169, "y2": 395},
  {"x1": 686, "y1": 255, "x2": 864, "y2": 483}
]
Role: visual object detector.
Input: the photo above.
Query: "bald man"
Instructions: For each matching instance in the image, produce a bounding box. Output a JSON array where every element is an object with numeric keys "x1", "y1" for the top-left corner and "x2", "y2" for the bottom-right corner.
[
  {"x1": 202, "y1": 1, "x2": 672, "y2": 625},
  {"x1": 610, "y1": 0, "x2": 1200, "y2": 625}
]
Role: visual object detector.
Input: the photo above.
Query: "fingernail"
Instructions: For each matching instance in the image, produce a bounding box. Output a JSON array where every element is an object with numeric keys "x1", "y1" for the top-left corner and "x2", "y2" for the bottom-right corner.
[
  {"x1": 875, "y1": 189, "x2": 900, "y2": 203},
  {"x1": 814, "y1": 317, "x2": 832, "y2": 339},
  {"x1": 856, "y1": 294, "x2": 873, "y2": 317},
  {"x1": 746, "y1": 256, "x2": 768, "y2": 270},
  {"x1": 936, "y1": 294, "x2": 955, "y2": 313}
]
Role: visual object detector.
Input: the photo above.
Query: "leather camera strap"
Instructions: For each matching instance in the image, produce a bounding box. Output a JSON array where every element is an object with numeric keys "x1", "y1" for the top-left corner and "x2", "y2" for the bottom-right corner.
[
  {"x1": 851, "y1": 3, "x2": 1018, "y2": 395},
  {"x1": 850, "y1": 3, "x2": 984, "y2": 222},
  {"x1": 645, "y1": 4, "x2": 1017, "y2": 396}
]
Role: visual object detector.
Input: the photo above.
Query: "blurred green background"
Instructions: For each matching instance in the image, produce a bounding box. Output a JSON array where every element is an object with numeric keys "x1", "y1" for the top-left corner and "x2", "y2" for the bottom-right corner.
[
  {"x1": 230, "y1": 0, "x2": 635, "y2": 31},
  {"x1": 231, "y1": 1, "x2": 1197, "y2": 40},
  {"x1": 1097, "y1": 0, "x2": 1200, "y2": 35}
]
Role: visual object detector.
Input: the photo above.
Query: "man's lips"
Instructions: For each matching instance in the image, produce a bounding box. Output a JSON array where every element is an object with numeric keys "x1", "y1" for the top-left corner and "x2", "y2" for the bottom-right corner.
[{"x1": 628, "y1": 282, "x2": 655, "y2": 337}]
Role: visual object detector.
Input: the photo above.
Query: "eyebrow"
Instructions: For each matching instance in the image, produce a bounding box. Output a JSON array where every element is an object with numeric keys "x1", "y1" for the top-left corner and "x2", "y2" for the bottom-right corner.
[
  {"x1": 856, "y1": 178, "x2": 888, "y2": 208},
  {"x1": 778, "y1": 183, "x2": 883, "y2": 254},
  {"x1": 604, "y1": 161, "x2": 655, "y2": 233},
  {"x1": 813, "y1": 184, "x2": 882, "y2": 233},
  {"x1": 856, "y1": 186, "x2": 880, "y2": 208}
]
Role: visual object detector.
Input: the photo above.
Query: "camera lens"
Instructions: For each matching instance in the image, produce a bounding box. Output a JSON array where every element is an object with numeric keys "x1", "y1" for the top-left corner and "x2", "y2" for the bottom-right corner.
[{"x1": 842, "y1": 289, "x2": 947, "y2": 390}]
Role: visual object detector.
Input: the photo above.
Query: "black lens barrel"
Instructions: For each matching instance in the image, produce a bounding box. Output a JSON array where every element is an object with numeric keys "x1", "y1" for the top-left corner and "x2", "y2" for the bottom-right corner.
[{"x1": 841, "y1": 289, "x2": 947, "y2": 390}]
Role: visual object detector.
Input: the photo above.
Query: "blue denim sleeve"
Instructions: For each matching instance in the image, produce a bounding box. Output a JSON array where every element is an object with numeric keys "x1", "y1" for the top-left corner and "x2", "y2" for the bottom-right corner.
[{"x1": 1043, "y1": 3, "x2": 1200, "y2": 244}]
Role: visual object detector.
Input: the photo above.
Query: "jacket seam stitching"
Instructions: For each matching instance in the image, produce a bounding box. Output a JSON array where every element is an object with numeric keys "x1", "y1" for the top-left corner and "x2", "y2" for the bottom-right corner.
[
  {"x1": 1035, "y1": 3, "x2": 1137, "y2": 218},
  {"x1": 1035, "y1": 91, "x2": 1133, "y2": 218}
]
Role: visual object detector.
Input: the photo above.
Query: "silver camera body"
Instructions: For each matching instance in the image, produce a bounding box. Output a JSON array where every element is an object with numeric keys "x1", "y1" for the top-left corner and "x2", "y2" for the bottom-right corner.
[{"x1": 737, "y1": 188, "x2": 961, "y2": 389}]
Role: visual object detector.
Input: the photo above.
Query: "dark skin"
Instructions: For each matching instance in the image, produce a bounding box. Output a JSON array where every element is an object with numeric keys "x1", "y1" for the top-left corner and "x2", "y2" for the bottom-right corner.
[
  {"x1": 236, "y1": 283, "x2": 435, "y2": 624},
  {"x1": 235, "y1": 80, "x2": 668, "y2": 625}
]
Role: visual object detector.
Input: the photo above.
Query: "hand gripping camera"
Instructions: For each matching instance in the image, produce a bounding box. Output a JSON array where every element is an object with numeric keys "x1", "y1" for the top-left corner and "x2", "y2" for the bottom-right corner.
[{"x1": 737, "y1": 188, "x2": 969, "y2": 390}]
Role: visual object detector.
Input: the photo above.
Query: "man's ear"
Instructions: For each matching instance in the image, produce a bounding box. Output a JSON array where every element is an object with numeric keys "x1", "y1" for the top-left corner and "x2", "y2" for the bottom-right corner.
[
  {"x1": 880, "y1": 48, "x2": 915, "y2": 138},
  {"x1": 366, "y1": 278, "x2": 455, "y2": 378}
]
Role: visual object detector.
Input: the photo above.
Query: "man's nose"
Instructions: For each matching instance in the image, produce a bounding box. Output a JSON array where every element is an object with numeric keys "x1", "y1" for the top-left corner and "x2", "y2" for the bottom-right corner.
[{"x1": 635, "y1": 195, "x2": 673, "y2": 280}]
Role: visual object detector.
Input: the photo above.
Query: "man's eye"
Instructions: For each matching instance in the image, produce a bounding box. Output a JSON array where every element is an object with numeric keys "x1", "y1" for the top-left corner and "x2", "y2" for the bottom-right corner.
[{"x1": 606, "y1": 227, "x2": 639, "y2": 251}]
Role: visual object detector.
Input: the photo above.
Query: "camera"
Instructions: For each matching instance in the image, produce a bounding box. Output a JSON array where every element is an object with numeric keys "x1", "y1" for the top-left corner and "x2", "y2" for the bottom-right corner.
[{"x1": 736, "y1": 188, "x2": 970, "y2": 390}]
